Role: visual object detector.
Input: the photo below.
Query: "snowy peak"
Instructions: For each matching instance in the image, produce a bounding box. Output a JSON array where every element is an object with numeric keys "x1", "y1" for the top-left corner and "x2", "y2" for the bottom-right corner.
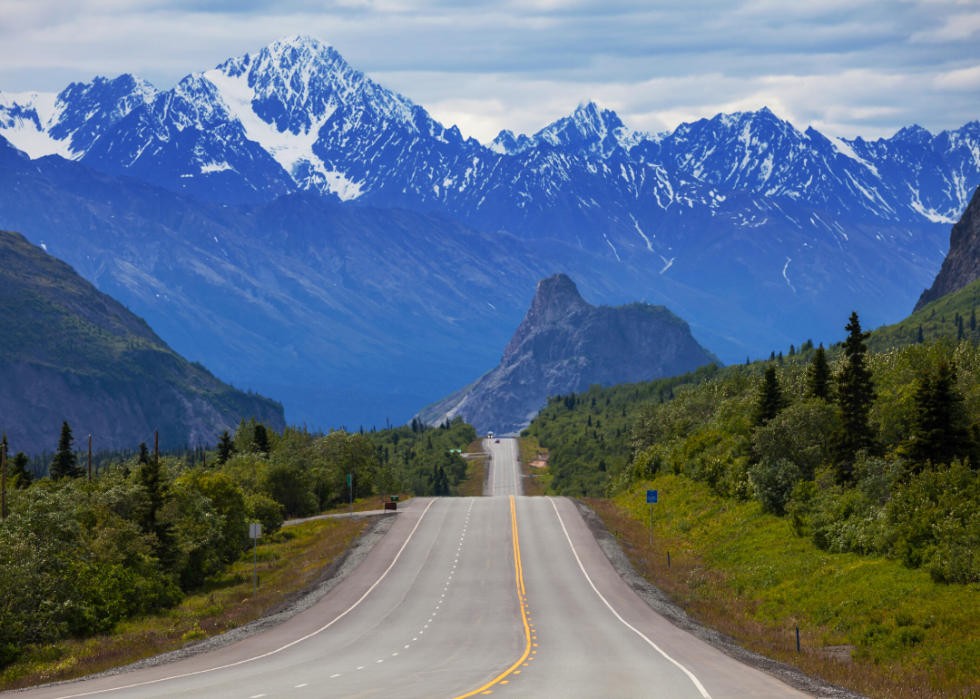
[
  {"x1": 529, "y1": 101, "x2": 651, "y2": 159},
  {"x1": 0, "y1": 74, "x2": 155, "y2": 159},
  {"x1": 891, "y1": 124, "x2": 933, "y2": 145}
]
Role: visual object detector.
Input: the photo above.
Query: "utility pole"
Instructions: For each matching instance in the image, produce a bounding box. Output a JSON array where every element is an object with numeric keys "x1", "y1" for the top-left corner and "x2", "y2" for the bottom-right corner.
[
  {"x1": 1, "y1": 441, "x2": 6, "y2": 521},
  {"x1": 88, "y1": 435, "x2": 92, "y2": 483}
]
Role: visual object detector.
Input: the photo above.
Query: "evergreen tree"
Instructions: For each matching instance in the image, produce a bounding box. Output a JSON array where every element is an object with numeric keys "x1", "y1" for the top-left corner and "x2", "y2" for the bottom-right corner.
[
  {"x1": 216, "y1": 431, "x2": 234, "y2": 464},
  {"x1": 789, "y1": 344, "x2": 796, "y2": 356},
  {"x1": 138, "y1": 442, "x2": 150, "y2": 464},
  {"x1": 411, "y1": 417, "x2": 419, "y2": 433},
  {"x1": 777, "y1": 351, "x2": 784, "y2": 364},
  {"x1": 587, "y1": 415, "x2": 593, "y2": 427},
  {"x1": 903, "y1": 362, "x2": 979, "y2": 469},
  {"x1": 9, "y1": 452, "x2": 32, "y2": 489},
  {"x1": 917, "y1": 325, "x2": 924, "y2": 344},
  {"x1": 958, "y1": 317, "x2": 965, "y2": 341},
  {"x1": 770, "y1": 351, "x2": 776, "y2": 361},
  {"x1": 254, "y1": 424, "x2": 270, "y2": 454},
  {"x1": 50, "y1": 421, "x2": 82, "y2": 479},
  {"x1": 746, "y1": 356, "x2": 750, "y2": 366},
  {"x1": 138, "y1": 452, "x2": 176, "y2": 569},
  {"x1": 833, "y1": 312, "x2": 878, "y2": 481},
  {"x1": 806, "y1": 346, "x2": 832, "y2": 400},
  {"x1": 753, "y1": 366, "x2": 787, "y2": 428}
]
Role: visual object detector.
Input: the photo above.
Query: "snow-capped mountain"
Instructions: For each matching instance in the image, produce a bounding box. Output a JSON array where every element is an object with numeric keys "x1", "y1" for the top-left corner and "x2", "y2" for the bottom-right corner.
[{"x1": 1, "y1": 34, "x2": 978, "y2": 374}]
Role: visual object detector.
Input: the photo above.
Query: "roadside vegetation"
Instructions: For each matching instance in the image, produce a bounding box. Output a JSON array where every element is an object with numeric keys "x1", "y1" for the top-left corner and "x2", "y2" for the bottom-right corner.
[
  {"x1": 0, "y1": 415, "x2": 476, "y2": 679},
  {"x1": 522, "y1": 304, "x2": 980, "y2": 696}
]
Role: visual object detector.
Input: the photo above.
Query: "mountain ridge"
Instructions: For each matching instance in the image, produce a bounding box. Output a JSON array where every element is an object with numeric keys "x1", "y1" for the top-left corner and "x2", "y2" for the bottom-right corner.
[{"x1": 419, "y1": 273, "x2": 717, "y2": 434}]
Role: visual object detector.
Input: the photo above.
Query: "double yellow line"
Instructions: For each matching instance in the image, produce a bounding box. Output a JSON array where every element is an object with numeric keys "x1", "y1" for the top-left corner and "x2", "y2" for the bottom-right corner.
[{"x1": 451, "y1": 496, "x2": 531, "y2": 698}]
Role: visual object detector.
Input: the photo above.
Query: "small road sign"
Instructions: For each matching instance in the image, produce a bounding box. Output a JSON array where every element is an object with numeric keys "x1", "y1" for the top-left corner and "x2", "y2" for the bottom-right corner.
[
  {"x1": 249, "y1": 523, "x2": 262, "y2": 539},
  {"x1": 647, "y1": 489, "x2": 658, "y2": 504}
]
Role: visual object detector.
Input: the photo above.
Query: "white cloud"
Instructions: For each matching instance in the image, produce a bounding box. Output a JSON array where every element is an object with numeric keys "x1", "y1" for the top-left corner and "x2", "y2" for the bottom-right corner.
[{"x1": 0, "y1": 0, "x2": 976, "y2": 142}]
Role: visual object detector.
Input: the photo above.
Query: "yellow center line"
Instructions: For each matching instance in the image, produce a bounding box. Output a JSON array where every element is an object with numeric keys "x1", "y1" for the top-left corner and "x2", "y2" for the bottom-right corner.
[{"x1": 450, "y1": 496, "x2": 532, "y2": 699}]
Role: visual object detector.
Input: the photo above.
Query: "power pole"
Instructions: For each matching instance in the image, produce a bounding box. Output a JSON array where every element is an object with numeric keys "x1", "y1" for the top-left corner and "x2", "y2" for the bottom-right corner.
[{"x1": 88, "y1": 435, "x2": 92, "y2": 483}]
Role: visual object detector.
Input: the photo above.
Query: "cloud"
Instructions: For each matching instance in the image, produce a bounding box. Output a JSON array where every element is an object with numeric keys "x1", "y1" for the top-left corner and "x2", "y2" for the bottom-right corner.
[{"x1": 0, "y1": 0, "x2": 976, "y2": 142}]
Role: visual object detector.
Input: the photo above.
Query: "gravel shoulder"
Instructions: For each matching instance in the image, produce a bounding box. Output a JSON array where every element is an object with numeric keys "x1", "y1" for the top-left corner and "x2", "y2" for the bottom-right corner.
[{"x1": 571, "y1": 498, "x2": 867, "y2": 699}]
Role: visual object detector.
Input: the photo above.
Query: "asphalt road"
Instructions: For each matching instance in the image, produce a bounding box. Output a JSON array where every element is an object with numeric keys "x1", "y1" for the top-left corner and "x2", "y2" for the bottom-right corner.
[
  {"x1": 18, "y1": 441, "x2": 807, "y2": 699},
  {"x1": 484, "y1": 437, "x2": 522, "y2": 496}
]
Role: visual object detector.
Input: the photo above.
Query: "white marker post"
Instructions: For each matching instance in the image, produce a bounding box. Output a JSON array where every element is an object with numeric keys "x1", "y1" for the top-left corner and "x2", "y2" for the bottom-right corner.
[{"x1": 249, "y1": 522, "x2": 262, "y2": 593}]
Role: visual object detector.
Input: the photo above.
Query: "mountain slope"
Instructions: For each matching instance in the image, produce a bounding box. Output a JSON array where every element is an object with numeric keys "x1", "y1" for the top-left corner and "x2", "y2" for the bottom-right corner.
[
  {"x1": 0, "y1": 229, "x2": 284, "y2": 455},
  {"x1": 915, "y1": 184, "x2": 980, "y2": 310},
  {"x1": 419, "y1": 274, "x2": 716, "y2": 434}
]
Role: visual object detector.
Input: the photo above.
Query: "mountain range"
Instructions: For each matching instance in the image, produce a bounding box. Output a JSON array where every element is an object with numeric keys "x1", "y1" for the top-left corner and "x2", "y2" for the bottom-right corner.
[{"x1": 1, "y1": 35, "x2": 977, "y2": 427}]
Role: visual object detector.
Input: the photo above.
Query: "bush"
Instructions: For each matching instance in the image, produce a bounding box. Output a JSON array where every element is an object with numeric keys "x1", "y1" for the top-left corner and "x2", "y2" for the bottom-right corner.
[
  {"x1": 246, "y1": 493, "x2": 285, "y2": 536},
  {"x1": 752, "y1": 399, "x2": 839, "y2": 480},
  {"x1": 749, "y1": 458, "x2": 801, "y2": 515}
]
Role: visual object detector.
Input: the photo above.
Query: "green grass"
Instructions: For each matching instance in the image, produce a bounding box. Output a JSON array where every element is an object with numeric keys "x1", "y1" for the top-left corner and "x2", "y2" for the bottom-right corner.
[{"x1": 597, "y1": 475, "x2": 980, "y2": 698}]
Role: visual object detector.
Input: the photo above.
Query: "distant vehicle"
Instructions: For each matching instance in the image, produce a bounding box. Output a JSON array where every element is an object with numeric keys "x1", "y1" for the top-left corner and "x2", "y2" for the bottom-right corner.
[{"x1": 495, "y1": 439, "x2": 500, "y2": 443}]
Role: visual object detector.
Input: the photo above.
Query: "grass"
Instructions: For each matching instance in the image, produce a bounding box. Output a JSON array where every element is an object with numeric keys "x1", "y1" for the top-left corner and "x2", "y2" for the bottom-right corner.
[
  {"x1": 0, "y1": 516, "x2": 369, "y2": 692},
  {"x1": 585, "y1": 475, "x2": 980, "y2": 699},
  {"x1": 457, "y1": 440, "x2": 487, "y2": 497},
  {"x1": 518, "y1": 435, "x2": 550, "y2": 496}
]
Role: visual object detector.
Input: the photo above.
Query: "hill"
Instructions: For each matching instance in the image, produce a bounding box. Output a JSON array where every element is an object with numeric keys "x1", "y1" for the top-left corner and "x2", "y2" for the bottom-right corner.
[
  {"x1": 0, "y1": 229, "x2": 284, "y2": 454},
  {"x1": 915, "y1": 183, "x2": 980, "y2": 310},
  {"x1": 419, "y1": 274, "x2": 718, "y2": 434}
]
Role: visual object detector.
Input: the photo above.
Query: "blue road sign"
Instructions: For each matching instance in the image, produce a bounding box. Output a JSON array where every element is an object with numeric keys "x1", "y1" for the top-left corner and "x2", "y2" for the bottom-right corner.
[{"x1": 647, "y1": 489, "x2": 658, "y2": 504}]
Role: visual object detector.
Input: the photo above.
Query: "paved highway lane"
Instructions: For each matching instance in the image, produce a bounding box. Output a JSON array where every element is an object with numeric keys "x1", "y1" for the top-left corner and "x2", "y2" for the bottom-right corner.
[
  {"x1": 485, "y1": 437, "x2": 522, "y2": 496},
  {"x1": 17, "y1": 496, "x2": 807, "y2": 699}
]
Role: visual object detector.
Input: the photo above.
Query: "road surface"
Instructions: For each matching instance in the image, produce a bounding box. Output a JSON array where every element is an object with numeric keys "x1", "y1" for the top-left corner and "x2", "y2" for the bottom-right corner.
[
  {"x1": 484, "y1": 437, "x2": 522, "y2": 496},
  {"x1": 17, "y1": 443, "x2": 808, "y2": 699}
]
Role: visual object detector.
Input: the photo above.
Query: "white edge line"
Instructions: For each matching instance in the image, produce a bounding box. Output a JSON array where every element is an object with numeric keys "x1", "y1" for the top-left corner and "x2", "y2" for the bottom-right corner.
[
  {"x1": 51, "y1": 499, "x2": 439, "y2": 699},
  {"x1": 547, "y1": 497, "x2": 712, "y2": 699}
]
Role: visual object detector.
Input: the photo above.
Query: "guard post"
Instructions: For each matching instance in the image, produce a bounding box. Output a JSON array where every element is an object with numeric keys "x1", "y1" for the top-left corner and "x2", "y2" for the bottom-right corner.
[
  {"x1": 249, "y1": 522, "x2": 262, "y2": 593},
  {"x1": 646, "y1": 489, "x2": 658, "y2": 545}
]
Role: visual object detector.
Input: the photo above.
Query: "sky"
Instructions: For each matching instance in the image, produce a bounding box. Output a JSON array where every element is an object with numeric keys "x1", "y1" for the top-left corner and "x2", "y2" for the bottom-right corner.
[{"x1": 0, "y1": 0, "x2": 977, "y2": 144}]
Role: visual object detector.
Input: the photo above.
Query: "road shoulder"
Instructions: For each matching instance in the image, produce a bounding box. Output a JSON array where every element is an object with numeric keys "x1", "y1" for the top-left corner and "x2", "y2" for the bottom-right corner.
[{"x1": 570, "y1": 498, "x2": 866, "y2": 699}]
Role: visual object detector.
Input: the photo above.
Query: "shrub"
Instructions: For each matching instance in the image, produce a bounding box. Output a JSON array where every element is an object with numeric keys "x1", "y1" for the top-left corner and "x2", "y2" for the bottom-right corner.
[{"x1": 749, "y1": 458, "x2": 801, "y2": 515}]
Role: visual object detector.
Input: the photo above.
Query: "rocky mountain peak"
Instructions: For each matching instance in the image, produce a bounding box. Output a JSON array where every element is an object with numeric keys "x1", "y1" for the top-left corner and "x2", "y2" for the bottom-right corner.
[
  {"x1": 420, "y1": 274, "x2": 717, "y2": 434},
  {"x1": 914, "y1": 183, "x2": 980, "y2": 310}
]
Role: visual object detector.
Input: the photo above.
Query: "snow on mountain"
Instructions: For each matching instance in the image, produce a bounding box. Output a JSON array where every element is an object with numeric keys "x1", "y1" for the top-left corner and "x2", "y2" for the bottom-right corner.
[{"x1": 0, "y1": 75, "x2": 156, "y2": 159}]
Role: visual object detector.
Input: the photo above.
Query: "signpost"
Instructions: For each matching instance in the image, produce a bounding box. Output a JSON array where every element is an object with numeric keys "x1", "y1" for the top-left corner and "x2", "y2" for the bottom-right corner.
[
  {"x1": 646, "y1": 489, "x2": 658, "y2": 545},
  {"x1": 249, "y1": 523, "x2": 262, "y2": 593}
]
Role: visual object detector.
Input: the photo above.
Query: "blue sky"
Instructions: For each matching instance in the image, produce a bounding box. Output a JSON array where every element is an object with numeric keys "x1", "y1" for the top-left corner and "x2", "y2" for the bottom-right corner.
[{"x1": 0, "y1": 0, "x2": 977, "y2": 142}]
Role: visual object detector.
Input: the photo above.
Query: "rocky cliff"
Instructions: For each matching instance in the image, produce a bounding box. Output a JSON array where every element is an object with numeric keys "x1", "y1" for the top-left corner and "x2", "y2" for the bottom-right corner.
[
  {"x1": 0, "y1": 229, "x2": 284, "y2": 455},
  {"x1": 419, "y1": 274, "x2": 717, "y2": 434},
  {"x1": 915, "y1": 184, "x2": 980, "y2": 311}
]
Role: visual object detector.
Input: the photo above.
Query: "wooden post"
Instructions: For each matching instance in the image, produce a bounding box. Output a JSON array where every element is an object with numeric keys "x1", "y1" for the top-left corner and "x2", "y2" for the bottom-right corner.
[
  {"x1": 154, "y1": 430, "x2": 159, "y2": 463},
  {"x1": 88, "y1": 435, "x2": 92, "y2": 482},
  {"x1": 1, "y1": 442, "x2": 6, "y2": 521}
]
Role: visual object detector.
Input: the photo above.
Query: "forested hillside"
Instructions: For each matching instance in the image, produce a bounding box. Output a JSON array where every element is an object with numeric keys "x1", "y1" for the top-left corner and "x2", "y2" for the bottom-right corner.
[
  {"x1": 0, "y1": 416, "x2": 475, "y2": 669},
  {"x1": 524, "y1": 310, "x2": 980, "y2": 585}
]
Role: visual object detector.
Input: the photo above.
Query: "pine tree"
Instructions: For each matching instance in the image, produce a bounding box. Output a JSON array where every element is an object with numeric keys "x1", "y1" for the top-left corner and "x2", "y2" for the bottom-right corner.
[
  {"x1": 917, "y1": 325, "x2": 924, "y2": 344},
  {"x1": 9, "y1": 452, "x2": 32, "y2": 489},
  {"x1": 138, "y1": 442, "x2": 150, "y2": 464},
  {"x1": 411, "y1": 417, "x2": 419, "y2": 433},
  {"x1": 216, "y1": 431, "x2": 234, "y2": 465},
  {"x1": 587, "y1": 415, "x2": 593, "y2": 427},
  {"x1": 138, "y1": 451, "x2": 176, "y2": 569},
  {"x1": 806, "y1": 346, "x2": 832, "y2": 400},
  {"x1": 833, "y1": 312, "x2": 878, "y2": 481},
  {"x1": 50, "y1": 421, "x2": 83, "y2": 479},
  {"x1": 770, "y1": 351, "x2": 776, "y2": 361},
  {"x1": 789, "y1": 344, "x2": 796, "y2": 356},
  {"x1": 903, "y1": 362, "x2": 979, "y2": 469},
  {"x1": 753, "y1": 366, "x2": 787, "y2": 428},
  {"x1": 254, "y1": 424, "x2": 269, "y2": 454}
]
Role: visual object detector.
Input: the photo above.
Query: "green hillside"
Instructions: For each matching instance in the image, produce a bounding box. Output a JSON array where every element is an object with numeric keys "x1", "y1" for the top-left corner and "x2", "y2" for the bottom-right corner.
[
  {"x1": 0, "y1": 229, "x2": 283, "y2": 455},
  {"x1": 869, "y1": 276, "x2": 980, "y2": 351}
]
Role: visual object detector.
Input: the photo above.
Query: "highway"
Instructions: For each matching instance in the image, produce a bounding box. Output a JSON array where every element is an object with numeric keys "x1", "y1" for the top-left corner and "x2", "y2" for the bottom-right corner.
[
  {"x1": 18, "y1": 439, "x2": 807, "y2": 699},
  {"x1": 484, "y1": 437, "x2": 522, "y2": 496}
]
